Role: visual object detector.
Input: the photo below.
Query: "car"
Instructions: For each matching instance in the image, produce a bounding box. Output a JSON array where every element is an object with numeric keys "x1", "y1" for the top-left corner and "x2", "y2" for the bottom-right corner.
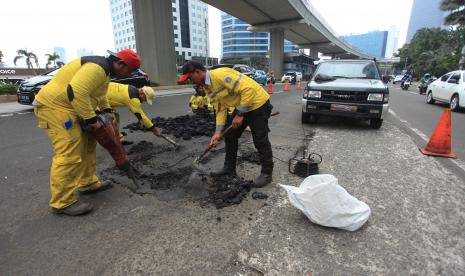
[
  {"x1": 392, "y1": 75, "x2": 404, "y2": 84},
  {"x1": 17, "y1": 68, "x2": 150, "y2": 105},
  {"x1": 301, "y1": 59, "x2": 389, "y2": 129},
  {"x1": 254, "y1": 70, "x2": 267, "y2": 85},
  {"x1": 281, "y1": 72, "x2": 302, "y2": 83},
  {"x1": 209, "y1": 64, "x2": 255, "y2": 79},
  {"x1": 426, "y1": 70, "x2": 465, "y2": 112}
]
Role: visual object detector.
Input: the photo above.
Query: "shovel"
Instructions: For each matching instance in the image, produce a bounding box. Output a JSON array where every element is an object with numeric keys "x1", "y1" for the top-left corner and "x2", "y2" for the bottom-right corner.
[
  {"x1": 192, "y1": 111, "x2": 280, "y2": 174},
  {"x1": 159, "y1": 134, "x2": 180, "y2": 150}
]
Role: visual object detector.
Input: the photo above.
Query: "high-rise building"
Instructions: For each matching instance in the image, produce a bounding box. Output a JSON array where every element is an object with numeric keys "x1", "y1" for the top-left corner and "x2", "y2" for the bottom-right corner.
[
  {"x1": 406, "y1": 0, "x2": 445, "y2": 42},
  {"x1": 384, "y1": 26, "x2": 400, "y2": 58},
  {"x1": 53, "y1": 47, "x2": 67, "y2": 64},
  {"x1": 109, "y1": 0, "x2": 209, "y2": 60},
  {"x1": 340, "y1": 31, "x2": 388, "y2": 58},
  {"x1": 221, "y1": 12, "x2": 298, "y2": 59},
  {"x1": 76, "y1": 48, "x2": 94, "y2": 57}
]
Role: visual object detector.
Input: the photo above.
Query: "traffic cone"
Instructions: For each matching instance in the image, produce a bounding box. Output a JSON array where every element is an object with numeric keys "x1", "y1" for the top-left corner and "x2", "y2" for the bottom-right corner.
[
  {"x1": 284, "y1": 80, "x2": 289, "y2": 92},
  {"x1": 267, "y1": 83, "x2": 273, "y2": 94},
  {"x1": 296, "y1": 81, "x2": 302, "y2": 90},
  {"x1": 419, "y1": 108, "x2": 457, "y2": 159}
]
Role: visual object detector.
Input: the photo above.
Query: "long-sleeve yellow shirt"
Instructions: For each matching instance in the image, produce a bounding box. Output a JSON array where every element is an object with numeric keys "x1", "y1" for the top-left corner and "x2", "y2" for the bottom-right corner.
[
  {"x1": 35, "y1": 56, "x2": 112, "y2": 124},
  {"x1": 107, "y1": 82, "x2": 154, "y2": 129},
  {"x1": 204, "y1": 67, "x2": 270, "y2": 130}
]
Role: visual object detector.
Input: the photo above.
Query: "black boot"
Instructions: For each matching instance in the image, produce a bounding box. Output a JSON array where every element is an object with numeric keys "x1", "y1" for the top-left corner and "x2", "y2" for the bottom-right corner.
[
  {"x1": 52, "y1": 201, "x2": 93, "y2": 216},
  {"x1": 210, "y1": 167, "x2": 237, "y2": 177},
  {"x1": 251, "y1": 173, "x2": 272, "y2": 188}
]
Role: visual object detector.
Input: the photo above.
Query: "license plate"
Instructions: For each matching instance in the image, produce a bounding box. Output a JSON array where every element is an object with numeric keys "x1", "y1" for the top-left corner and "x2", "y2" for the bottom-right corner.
[
  {"x1": 330, "y1": 104, "x2": 357, "y2": 112},
  {"x1": 20, "y1": 95, "x2": 29, "y2": 101}
]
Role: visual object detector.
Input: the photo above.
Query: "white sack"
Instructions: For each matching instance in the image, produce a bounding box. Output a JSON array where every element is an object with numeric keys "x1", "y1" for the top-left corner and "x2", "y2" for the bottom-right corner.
[{"x1": 280, "y1": 174, "x2": 371, "y2": 231}]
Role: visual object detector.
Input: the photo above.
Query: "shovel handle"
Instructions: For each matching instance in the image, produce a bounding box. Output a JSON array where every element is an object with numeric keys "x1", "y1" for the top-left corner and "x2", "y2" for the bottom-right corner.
[{"x1": 198, "y1": 110, "x2": 280, "y2": 161}]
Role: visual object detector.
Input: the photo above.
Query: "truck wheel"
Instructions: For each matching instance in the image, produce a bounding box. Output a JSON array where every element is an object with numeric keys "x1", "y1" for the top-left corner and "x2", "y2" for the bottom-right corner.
[
  {"x1": 308, "y1": 114, "x2": 318, "y2": 124},
  {"x1": 370, "y1": 118, "x2": 383, "y2": 129},
  {"x1": 450, "y1": 94, "x2": 460, "y2": 112},
  {"x1": 301, "y1": 112, "x2": 309, "y2": 124},
  {"x1": 426, "y1": 91, "x2": 435, "y2": 104}
]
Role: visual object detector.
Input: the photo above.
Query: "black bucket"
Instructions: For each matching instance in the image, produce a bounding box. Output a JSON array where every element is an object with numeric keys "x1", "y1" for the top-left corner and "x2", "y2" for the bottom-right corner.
[{"x1": 288, "y1": 153, "x2": 322, "y2": 178}]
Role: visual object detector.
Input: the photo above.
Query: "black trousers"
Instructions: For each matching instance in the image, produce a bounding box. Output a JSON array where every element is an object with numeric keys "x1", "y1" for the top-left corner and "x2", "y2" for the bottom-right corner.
[{"x1": 224, "y1": 101, "x2": 273, "y2": 174}]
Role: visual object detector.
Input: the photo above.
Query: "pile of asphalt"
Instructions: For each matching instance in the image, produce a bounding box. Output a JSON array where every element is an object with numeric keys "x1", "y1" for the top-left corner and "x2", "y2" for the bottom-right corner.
[
  {"x1": 205, "y1": 175, "x2": 253, "y2": 209},
  {"x1": 239, "y1": 149, "x2": 261, "y2": 165},
  {"x1": 123, "y1": 113, "x2": 216, "y2": 140}
]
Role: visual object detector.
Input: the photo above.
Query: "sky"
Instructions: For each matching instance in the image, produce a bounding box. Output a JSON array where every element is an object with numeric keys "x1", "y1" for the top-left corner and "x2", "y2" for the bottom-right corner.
[{"x1": 1, "y1": 0, "x2": 413, "y2": 68}]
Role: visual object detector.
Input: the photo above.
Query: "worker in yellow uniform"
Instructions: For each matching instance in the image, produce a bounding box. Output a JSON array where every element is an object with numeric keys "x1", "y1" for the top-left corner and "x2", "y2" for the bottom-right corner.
[
  {"x1": 33, "y1": 49, "x2": 141, "y2": 216},
  {"x1": 106, "y1": 82, "x2": 160, "y2": 144},
  {"x1": 189, "y1": 84, "x2": 211, "y2": 113},
  {"x1": 178, "y1": 61, "x2": 273, "y2": 187}
]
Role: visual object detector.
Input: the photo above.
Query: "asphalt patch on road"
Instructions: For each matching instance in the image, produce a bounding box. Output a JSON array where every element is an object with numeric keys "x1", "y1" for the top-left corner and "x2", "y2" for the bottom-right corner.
[
  {"x1": 100, "y1": 139, "x2": 266, "y2": 209},
  {"x1": 123, "y1": 112, "x2": 216, "y2": 140},
  {"x1": 238, "y1": 149, "x2": 261, "y2": 165}
]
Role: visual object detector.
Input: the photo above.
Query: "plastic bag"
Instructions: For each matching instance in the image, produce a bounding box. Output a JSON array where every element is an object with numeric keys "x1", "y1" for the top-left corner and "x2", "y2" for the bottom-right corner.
[{"x1": 280, "y1": 174, "x2": 371, "y2": 231}]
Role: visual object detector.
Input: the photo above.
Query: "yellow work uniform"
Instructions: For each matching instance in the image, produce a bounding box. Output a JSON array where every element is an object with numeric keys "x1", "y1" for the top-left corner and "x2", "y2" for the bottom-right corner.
[
  {"x1": 34, "y1": 56, "x2": 112, "y2": 209},
  {"x1": 189, "y1": 94, "x2": 209, "y2": 112},
  {"x1": 204, "y1": 67, "x2": 270, "y2": 131},
  {"x1": 106, "y1": 83, "x2": 154, "y2": 134}
]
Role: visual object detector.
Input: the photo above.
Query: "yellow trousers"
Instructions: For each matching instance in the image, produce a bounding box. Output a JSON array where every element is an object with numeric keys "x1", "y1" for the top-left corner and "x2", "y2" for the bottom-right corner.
[{"x1": 34, "y1": 106, "x2": 101, "y2": 209}]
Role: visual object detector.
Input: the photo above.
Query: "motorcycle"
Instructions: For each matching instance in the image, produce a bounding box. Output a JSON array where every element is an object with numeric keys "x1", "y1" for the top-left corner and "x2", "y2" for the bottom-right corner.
[
  {"x1": 266, "y1": 75, "x2": 276, "y2": 85},
  {"x1": 418, "y1": 80, "x2": 432, "y2": 94},
  {"x1": 401, "y1": 81, "x2": 411, "y2": 90}
]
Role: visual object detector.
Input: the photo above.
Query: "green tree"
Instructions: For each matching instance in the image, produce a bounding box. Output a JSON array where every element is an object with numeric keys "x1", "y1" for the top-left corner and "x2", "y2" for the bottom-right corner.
[
  {"x1": 13, "y1": 49, "x2": 38, "y2": 69},
  {"x1": 393, "y1": 28, "x2": 459, "y2": 77},
  {"x1": 441, "y1": 0, "x2": 465, "y2": 26},
  {"x1": 45, "y1": 52, "x2": 61, "y2": 69}
]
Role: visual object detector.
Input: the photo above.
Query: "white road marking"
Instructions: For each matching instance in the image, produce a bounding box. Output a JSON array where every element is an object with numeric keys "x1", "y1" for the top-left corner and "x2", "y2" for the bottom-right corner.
[{"x1": 389, "y1": 109, "x2": 465, "y2": 173}]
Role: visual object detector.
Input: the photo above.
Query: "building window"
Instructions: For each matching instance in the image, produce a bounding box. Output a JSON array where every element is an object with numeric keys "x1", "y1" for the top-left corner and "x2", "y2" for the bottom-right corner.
[
  {"x1": 174, "y1": 34, "x2": 178, "y2": 38},
  {"x1": 175, "y1": 42, "x2": 179, "y2": 47},
  {"x1": 179, "y1": 0, "x2": 191, "y2": 48},
  {"x1": 174, "y1": 25, "x2": 178, "y2": 30},
  {"x1": 173, "y1": 7, "x2": 176, "y2": 12},
  {"x1": 173, "y1": 16, "x2": 177, "y2": 21}
]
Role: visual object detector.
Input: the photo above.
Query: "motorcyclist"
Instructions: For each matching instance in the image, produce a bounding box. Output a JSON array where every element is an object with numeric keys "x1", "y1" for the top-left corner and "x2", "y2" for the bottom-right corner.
[
  {"x1": 419, "y1": 73, "x2": 433, "y2": 94},
  {"x1": 401, "y1": 73, "x2": 412, "y2": 89},
  {"x1": 266, "y1": 71, "x2": 275, "y2": 84}
]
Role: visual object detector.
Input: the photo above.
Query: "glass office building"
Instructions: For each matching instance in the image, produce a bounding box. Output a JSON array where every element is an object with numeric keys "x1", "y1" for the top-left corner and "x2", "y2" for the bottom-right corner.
[
  {"x1": 221, "y1": 13, "x2": 298, "y2": 58},
  {"x1": 406, "y1": 0, "x2": 444, "y2": 42},
  {"x1": 340, "y1": 31, "x2": 388, "y2": 58},
  {"x1": 110, "y1": 0, "x2": 209, "y2": 60}
]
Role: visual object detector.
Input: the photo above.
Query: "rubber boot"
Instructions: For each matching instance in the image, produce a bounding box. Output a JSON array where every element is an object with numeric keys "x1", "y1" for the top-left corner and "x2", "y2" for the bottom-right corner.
[
  {"x1": 52, "y1": 201, "x2": 93, "y2": 216},
  {"x1": 79, "y1": 180, "x2": 113, "y2": 195},
  {"x1": 251, "y1": 173, "x2": 272, "y2": 188}
]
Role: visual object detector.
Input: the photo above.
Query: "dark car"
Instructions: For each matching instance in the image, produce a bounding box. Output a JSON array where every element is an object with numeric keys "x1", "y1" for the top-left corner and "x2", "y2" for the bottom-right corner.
[
  {"x1": 17, "y1": 68, "x2": 150, "y2": 105},
  {"x1": 209, "y1": 64, "x2": 256, "y2": 79},
  {"x1": 301, "y1": 60, "x2": 389, "y2": 129}
]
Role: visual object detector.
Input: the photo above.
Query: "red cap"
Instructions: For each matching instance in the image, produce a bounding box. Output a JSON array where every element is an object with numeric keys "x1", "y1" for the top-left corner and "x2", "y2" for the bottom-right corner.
[
  {"x1": 178, "y1": 73, "x2": 190, "y2": 83},
  {"x1": 115, "y1": 49, "x2": 141, "y2": 71}
]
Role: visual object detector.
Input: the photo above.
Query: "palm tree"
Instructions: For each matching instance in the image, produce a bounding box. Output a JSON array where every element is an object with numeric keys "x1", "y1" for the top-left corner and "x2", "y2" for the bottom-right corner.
[
  {"x1": 45, "y1": 52, "x2": 61, "y2": 69},
  {"x1": 14, "y1": 49, "x2": 38, "y2": 69},
  {"x1": 441, "y1": 0, "x2": 465, "y2": 26},
  {"x1": 0, "y1": 50, "x2": 4, "y2": 67}
]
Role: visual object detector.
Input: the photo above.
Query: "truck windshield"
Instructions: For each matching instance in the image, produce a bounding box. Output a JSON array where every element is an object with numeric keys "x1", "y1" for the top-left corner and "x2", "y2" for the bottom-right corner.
[{"x1": 316, "y1": 62, "x2": 380, "y2": 80}]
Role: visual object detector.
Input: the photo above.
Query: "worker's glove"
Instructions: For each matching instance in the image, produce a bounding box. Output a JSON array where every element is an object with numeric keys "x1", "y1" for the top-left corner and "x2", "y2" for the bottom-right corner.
[
  {"x1": 152, "y1": 127, "x2": 161, "y2": 137},
  {"x1": 88, "y1": 120, "x2": 104, "y2": 131}
]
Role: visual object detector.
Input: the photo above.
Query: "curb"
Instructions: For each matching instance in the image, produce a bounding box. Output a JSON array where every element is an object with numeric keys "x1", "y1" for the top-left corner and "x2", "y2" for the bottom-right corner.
[
  {"x1": 152, "y1": 84, "x2": 193, "y2": 91},
  {"x1": 0, "y1": 95, "x2": 17, "y2": 103}
]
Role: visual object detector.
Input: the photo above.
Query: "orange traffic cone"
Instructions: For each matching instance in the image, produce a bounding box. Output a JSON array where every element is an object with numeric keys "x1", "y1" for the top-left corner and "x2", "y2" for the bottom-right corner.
[
  {"x1": 267, "y1": 83, "x2": 273, "y2": 94},
  {"x1": 296, "y1": 81, "x2": 302, "y2": 90},
  {"x1": 419, "y1": 108, "x2": 457, "y2": 158},
  {"x1": 284, "y1": 80, "x2": 289, "y2": 92}
]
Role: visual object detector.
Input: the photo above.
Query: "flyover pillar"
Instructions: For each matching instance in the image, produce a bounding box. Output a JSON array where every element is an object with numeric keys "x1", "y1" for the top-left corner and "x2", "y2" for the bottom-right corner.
[
  {"x1": 269, "y1": 28, "x2": 284, "y2": 79},
  {"x1": 132, "y1": 0, "x2": 177, "y2": 85},
  {"x1": 309, "y1": 48, "x2": 319, "y2": 60}
]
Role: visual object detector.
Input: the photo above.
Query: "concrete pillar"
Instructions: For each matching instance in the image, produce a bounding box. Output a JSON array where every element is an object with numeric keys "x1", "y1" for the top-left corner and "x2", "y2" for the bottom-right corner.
[
  {"x1": 269, "y1": 29, "x2": 284, "y2": 79},
  {"x1": 132, "y1": 0, "x2": 177, "y2": 85},
  {"x1": 309, "y1": 48, "x2": 318, "y2": 60}
]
